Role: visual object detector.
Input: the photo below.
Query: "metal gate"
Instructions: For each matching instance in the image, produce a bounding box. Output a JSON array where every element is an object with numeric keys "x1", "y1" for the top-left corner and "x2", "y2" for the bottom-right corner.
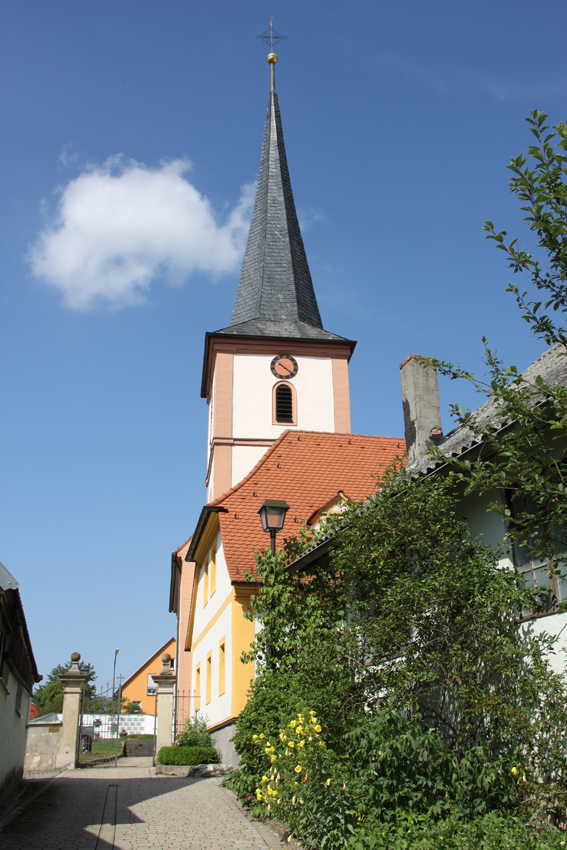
[
  {"x1": 173, "y1": 689, "x2": 199, "y2": 742},
  {"x1": 77, "y1": 684, "x2": 123, "y2": 767}
]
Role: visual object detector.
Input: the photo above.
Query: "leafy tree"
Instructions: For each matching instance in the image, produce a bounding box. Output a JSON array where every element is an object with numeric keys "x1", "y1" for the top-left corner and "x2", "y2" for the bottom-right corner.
[
  {"x1": 228, "y1": 466, "x2": 567, "y2": 829},
  {"x1": 33, "y1": 659, "x2": 96, "y2": 715},
  {"x1": 430, "y1": 110, "x2": 567, "y2": 570},
  {"x1": 121, "y1": 699, "x2": 143, "y2": 714}
]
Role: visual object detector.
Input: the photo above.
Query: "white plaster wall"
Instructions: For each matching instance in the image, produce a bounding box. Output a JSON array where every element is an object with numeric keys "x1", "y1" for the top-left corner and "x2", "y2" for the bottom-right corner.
[
  {"x1": 522, "y1": 612, "x2": 567, "y2": 676},
  {"x1": 191, "y1": 603, "x2": 233, "y2": 728},
  {"x1": 232, "y1": 445, "x2": 270, "y2": 487},
  {"x1": 0, "y1": 668, "x2": 30, "y2": 804},
  {"x1": 232, "y1": 354, "x2": 335, "y2": 438},
  {"x1": 459, "y1": 488, "x2": 513, "y2": 568},
  {"x1": 192, "y1": 534, "x2": 232, "y2": 639}
]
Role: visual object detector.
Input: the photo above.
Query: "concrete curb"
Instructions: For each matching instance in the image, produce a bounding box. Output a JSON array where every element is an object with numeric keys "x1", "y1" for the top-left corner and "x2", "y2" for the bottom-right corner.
[{"x1": 155, "y1": 762, "x2": 233, "y2": 777}]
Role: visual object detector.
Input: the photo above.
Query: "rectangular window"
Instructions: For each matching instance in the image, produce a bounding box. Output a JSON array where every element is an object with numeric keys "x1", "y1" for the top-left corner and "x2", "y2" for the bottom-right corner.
[
  {"x1": 210, "y1": 543, "x2": 217, "y2": 597},
  {"x1": 510, "y1": 493, "x2": 567, "y2": 619},
  {"x1": 195, "y1": 664, "x2": 201, "y2": 711},
  {"x1": 147, "y1": 673, "x2": 157, "y2": 696},
  {"x1": 219, "y1": 638, "x2": 226, "y2": 696},
  {"x1": 203, "y1": 557, "x2": 209, "y2": 607},
  {"x1": 206, "y1": 652, "x2": 212, "y2": 705}
]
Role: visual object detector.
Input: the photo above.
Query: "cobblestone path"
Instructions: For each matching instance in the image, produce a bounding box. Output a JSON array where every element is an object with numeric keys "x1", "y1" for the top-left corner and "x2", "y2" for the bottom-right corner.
[{"x1": 0, "y1": 765, "x2": 282, "y2": 850}]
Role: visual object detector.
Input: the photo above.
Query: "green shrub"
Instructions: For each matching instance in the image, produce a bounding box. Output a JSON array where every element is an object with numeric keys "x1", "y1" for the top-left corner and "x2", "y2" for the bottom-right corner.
[
  {"x1": 347, "y1": 708, "x2": 518, "y2": 822},
  {"x1": 157, "y1": 745, "x2": 219, "y2": 765},
  {"x1": 348, "y1": 811, "x2": 567, "y2": 850},
  {"x1": 227, "y1": 671, "x2": 302, "y2": 801},
  {"x1": 176, "y1": 715, "x2": 213, "y2": 748}
]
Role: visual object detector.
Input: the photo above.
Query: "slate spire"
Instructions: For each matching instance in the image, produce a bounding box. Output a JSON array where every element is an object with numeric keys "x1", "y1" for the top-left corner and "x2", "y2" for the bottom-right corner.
[{"x1": 218, "y1": 56, "x2": 343, "y2": 341}]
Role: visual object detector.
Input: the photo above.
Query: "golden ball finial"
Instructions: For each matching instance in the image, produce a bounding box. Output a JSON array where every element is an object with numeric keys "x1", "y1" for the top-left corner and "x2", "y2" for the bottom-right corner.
[{"x1": 266, "y1": 53, "x2": 278, "y2": 65}]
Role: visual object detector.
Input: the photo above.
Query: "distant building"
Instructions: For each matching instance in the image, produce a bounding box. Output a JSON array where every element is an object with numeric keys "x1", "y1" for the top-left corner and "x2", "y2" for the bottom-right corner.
[
  {"x1": 0, "y1": 561, "x2": 41, "y2": 804},
  {"x1": 121, "y1": 637, "x2": 175, "y2": 716}
]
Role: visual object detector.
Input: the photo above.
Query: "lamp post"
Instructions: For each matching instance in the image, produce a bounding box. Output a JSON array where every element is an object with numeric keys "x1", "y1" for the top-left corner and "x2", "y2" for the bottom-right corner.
[
  {"x1": 112, "y1": 648, "x2": 119, "y2": 766},
  {"x1": 112, "y1": 649, "x2": 119, "y2": 702},
  {"x1": 258, "y1": 499, "x2": 290, "y2": 555}
]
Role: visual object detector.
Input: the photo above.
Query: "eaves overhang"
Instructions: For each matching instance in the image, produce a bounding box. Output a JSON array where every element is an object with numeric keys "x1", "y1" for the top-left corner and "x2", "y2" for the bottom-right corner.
[
  {"x1": 186, "y1": 505, "x2": 229, "y2": 562},
  {"x1": 168, "y1": 551, "x2": 179, "y2": 614}
]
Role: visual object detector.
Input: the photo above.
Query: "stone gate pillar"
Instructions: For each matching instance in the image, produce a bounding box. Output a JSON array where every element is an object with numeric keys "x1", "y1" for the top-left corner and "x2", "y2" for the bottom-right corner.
[
  {"x1": 152, "y1": 653, "x2": 177, "y2": 757},
  {"x1": 56, "y1": 652, "x2": 89, "y2": 769}
]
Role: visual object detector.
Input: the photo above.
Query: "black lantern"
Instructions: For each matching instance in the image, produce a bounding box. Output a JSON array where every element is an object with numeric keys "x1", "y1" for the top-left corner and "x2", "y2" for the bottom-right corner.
[{"x1": 258, "y1": 499, "x2": 290, "y2": 555}]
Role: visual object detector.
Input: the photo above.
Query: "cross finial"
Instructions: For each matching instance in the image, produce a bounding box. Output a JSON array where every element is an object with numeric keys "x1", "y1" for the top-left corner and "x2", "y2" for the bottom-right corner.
[
  {"x1": 255, "y1": 17, "x2": 287, "y2": 52},
  {"x1": 255, "y1": 18, "x2": 287, "y2": 91}
]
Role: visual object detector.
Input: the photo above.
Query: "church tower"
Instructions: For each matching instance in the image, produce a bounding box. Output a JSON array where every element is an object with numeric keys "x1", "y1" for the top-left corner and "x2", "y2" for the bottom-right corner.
[{"x1": 201, "y1": 53, "x2": 356, "y2": 502}]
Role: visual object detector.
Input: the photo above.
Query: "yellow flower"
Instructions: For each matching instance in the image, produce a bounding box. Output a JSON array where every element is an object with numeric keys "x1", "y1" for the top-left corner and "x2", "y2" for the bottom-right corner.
[
  {"x1": 262, "y1": 775, "x2": 268, "y2": 783},
  {"x1": 288, "y1": 741, "x2": 295, "y2": 748},
  {"x1": 326, "y1": 778, "x2": 332, "y2": 786},
  {"x1": 315, "y1": 725, "x2": 322, "y2": 733},
  {"x1": 256, "y1": 789, "x2": 262, "y2": 801},
  {"x1": 511, "y1": 766, "x2": 518, "y2": 775},
  {"x1": 295, "y1": 765, "x2": 302, "y2": 773},
  {"x1": 253, "y1": 734, "x2": 258, "y2": 741},
  {"x1": 289, "y1": 720, "x2": 297, "y2": 729},
  {"x1": 271, "y1": 755, "x2": 277, "y2": 763},
  {"x1": 296, "y1": 727, "x2": 303, "y2": 735},
  {"x1": 259, "y1": 733, "x2": 265, "y2": 739},
  {"x1": 299, "y1": 740, "x2": 305, "y2": 748}
]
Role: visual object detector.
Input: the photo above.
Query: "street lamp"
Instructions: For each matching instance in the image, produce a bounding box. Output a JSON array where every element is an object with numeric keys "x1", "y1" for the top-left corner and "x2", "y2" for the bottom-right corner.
[
  {"x1": 112, "y1": 649, "x2": 120, "y2": 768},
  {"x1": 112, "y1": 649, "x2": 119, "y2": 715},
  {"x1": 258, "y1": 499, "x2": 290, "y2": 555}
]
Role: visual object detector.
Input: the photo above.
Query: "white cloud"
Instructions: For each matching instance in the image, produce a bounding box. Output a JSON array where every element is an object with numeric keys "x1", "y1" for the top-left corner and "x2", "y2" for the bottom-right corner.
[{"x1": 29, "y1": 156, "x2": 254, "y2": 310}]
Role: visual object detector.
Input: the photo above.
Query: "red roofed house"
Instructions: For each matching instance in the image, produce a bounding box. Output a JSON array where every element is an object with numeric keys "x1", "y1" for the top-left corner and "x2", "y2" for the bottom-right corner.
[{"x1": 169, "y1": 54, "x2": 404, "y2": 763}]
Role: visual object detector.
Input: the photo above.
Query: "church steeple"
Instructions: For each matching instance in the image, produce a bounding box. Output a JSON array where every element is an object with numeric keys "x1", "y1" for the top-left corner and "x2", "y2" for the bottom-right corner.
[
  {"x1": 201, "y1": 52, "x2": 355, "y2": 503},
  {"x1": 216, "y1": 54, "x2": 342, "y2": 342}
]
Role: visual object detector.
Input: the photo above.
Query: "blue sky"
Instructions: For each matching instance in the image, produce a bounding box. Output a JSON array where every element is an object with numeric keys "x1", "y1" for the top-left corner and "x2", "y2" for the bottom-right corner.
[{"x1": 2, "y1": 0, "x2": 567, "y2": 689}]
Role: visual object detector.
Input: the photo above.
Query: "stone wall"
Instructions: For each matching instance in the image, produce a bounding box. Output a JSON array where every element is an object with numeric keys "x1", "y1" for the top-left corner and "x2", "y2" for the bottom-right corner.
[
  {"x1": 24, "y1": 720, "x2": 62, "y2": 774},
  {"x1": 211, "y1": 720, "x2": 239, "y2": 767}
]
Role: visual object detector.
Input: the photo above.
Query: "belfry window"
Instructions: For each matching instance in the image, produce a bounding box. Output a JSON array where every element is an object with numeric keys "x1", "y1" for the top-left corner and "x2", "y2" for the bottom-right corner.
[{"x1": 275, "y1": 384, "x2": 294, "y2": 423}]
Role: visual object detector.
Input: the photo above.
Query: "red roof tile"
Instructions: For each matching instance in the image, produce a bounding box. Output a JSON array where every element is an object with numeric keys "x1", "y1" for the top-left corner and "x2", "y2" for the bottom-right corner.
[{"x1": 209, "y1": 430, "x2": 404, "y2": 582}]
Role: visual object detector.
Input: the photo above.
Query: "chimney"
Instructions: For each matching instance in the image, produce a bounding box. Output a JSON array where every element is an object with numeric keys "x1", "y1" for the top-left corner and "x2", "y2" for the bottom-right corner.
[{"x1": 400, "y1": 355, "x2": 443, "y2": 465}]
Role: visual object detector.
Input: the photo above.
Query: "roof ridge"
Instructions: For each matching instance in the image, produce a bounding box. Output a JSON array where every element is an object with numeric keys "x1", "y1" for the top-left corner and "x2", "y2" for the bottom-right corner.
[
  {"x1": 208, "y1": 430, "x2": 405, "y2": 507},
  {"x1": 208, "y1": 429, "x2": 292, "y2": 505},
  {"x1": 121, "y1": 637, "x2": 176, "y2": 691},
  {"x1": 175, "y1": 535, "x2": 192, "y2": 555}
]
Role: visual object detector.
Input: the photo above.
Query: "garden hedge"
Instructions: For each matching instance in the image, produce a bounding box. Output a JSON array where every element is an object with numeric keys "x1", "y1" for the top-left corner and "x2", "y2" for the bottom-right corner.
[{"x1": 157, "y1": 745, "x2": 219, "y2": 765}]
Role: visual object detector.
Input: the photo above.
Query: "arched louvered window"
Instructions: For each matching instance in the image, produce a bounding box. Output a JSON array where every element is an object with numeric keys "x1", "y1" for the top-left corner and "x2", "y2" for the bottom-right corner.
[{"x1": 274, "y1": 383, "x2": 295, "y2": 424}]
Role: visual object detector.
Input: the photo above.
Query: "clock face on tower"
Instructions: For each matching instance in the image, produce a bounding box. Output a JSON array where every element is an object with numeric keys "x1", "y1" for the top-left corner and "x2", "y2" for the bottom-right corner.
[{"x1": 270, "y1": 354, "x2": 298, "y2": 379}]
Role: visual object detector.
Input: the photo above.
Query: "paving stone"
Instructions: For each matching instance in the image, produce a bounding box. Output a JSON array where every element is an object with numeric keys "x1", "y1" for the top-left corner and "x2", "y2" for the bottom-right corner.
[{"x1": 0, "y1": 766, "x2": 284, "y2": 849}]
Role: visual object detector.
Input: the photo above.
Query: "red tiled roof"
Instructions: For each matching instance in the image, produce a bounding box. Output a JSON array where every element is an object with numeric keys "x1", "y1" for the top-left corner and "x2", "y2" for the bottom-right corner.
[
  {"x1": 176, "y1": 536, "x2": 192, "y2": 558},
  {"x1": 210, "y1": 430, "x2": 404, "y2": 582}
]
